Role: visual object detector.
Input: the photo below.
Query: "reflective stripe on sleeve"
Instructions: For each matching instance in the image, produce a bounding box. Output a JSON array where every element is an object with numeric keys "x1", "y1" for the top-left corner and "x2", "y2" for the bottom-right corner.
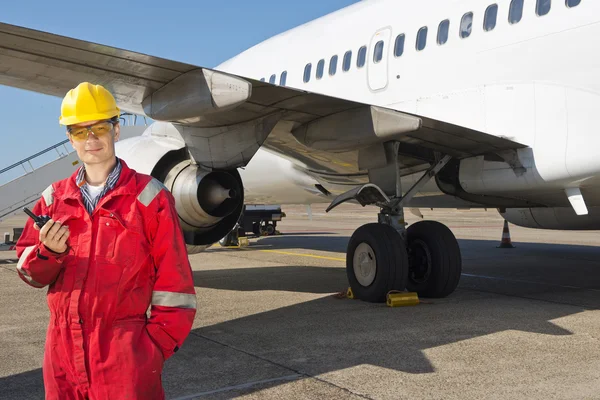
[
  {"x1": 42, "y1": 185, "x2": 54, "y2": 206},
  {"x1": 138, "y1": 178, "x2": 167, "y2": 207},
  {"x1": 152, "y1": 291, "x2": 197, "y2": 309},
  {"x1": 16, "y1": 246, "x2": 45, "y2": 288}
]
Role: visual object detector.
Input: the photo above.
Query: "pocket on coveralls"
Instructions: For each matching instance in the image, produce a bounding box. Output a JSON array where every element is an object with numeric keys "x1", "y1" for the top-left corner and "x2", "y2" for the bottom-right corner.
[
  {"x1": 112, "y1": 320, "x2": 164, "y2": 371},
  {"x1": 96, "y1": 215, "x2": 119, "y2": 259}
]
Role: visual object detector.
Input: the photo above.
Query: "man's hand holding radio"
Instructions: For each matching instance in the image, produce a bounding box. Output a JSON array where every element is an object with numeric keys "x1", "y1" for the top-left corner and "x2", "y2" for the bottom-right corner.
[{"x1": 34, "y1": 219, "x2": 69, "y2": 254}]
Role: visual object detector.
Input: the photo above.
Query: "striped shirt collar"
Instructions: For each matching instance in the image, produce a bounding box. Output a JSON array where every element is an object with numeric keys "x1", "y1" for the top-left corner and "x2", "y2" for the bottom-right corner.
[{"x1": 76, "y1": 157, "x2": 122, "y2": 214}]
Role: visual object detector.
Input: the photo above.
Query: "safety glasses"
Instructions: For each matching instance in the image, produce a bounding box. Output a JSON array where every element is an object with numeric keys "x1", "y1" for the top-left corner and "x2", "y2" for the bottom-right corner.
[{"x1": 67, "y1": 121, "x2": 114, "y2": 141}]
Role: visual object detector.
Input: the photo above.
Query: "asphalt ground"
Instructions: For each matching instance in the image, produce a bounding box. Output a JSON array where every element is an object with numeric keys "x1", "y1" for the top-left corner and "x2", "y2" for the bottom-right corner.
[{"x1": 1, "y1": 204, "x2": 600, "y2": 399}]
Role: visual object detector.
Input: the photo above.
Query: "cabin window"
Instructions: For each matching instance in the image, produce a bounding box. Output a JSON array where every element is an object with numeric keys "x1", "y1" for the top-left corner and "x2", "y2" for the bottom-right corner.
[
  {"x1": 303, "y1": 64, "x2": 311, "y2": 82},
  {"x1": 537, "y1": 0, "x2": 551, "y2": 15},
  {"x1": 343, "y1": 50, "x2": 352, "y2": 71},
  {"x1": 460, "y1": 12, "x2": 473, "y2": 38},
  {"x1": 438, "y1": 20, "x2": 450, "y2": 45},
  {"x1": 394, "y1": 34, "x2": 405, "y2": 57},
  {"x1": 416, "y1": 27, "x2": 428, "y2": 51},
  {"x1": 484, "y1": 4, "x2": 498, "y2": 31},
  {"x1": 509, "y1": 0, "x2": 524, "y2": 24},
  {"x1": 329, "y1": 55, "x2": 338, "y2": 75},
  {"x1": 269, "y1": 74, "x2": 276, "y2": 84},
  {"x1": 357, "y1": 45, "x2": 367, "y2": 68},
  {"x1": 316, "y1": 59, "x2": 325, "y2": 79},
  {"x1": 373, "y1": 40, "x2": 384, "y2": 63},
  {"x1": 280, "y1": 71, "x2": 287, "y2": 86},
  {"x1": 566, "y1": 0, "x2": 581, "y2": 7}
]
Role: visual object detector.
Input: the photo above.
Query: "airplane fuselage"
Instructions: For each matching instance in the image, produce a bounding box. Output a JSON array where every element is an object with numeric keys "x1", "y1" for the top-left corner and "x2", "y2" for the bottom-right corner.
[{"x1": 219, "y1": 0, "x2": 600, "y2": 218}]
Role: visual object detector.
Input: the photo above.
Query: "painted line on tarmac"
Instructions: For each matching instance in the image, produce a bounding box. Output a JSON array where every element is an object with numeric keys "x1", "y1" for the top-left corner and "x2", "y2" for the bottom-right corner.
[
  {"x1": 259, "y1": 249, "x2": 346, "y2": 262},
  {"x1": 171, "y1": 374, "x2": 303, "y2": 399},
  {"x1": 253, "y1": 250, "x2": 600, "y2": 292}
]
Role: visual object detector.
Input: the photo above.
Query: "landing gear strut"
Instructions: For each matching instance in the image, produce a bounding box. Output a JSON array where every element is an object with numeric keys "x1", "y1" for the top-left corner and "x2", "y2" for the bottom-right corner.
[{"x1": 328, "y1": 147, "x2": 461, "y2": 302}]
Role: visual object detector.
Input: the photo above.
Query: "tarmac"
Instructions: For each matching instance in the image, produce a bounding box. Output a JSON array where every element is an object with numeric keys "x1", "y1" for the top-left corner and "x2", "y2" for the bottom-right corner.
[{"x1": 1, "y1": 204, "x2": 600, "y2": 399}]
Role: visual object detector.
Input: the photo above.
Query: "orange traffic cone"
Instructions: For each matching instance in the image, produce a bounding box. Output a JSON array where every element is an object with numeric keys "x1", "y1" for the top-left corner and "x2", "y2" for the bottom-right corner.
[{"x1": 497, "y1": 220, "x2": 515, "y2": 248}]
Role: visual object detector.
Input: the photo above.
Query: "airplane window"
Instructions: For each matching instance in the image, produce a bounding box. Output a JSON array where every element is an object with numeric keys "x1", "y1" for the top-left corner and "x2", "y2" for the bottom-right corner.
[
  {"x1": 303, "y1": 63, "x2": 311, "y2": 83},
  {"x1": 280, "y1": 71, "x2": 287, "y2": 86},
  {"x1": 357, "y1": 45, "x2": 367, "y2": 68},
  {"x1": 329, "y1": 55, "x2": 338, "y2": 75},
  {"x1": 438, "y1": 19, "x2": 450, "y2": 45},
  {"x1": 373, "y1": 40, "x2": 384, "y2": 63},
  {"x1": 566, "y1": 0, "x2": 581, "y2": 7},
  {"x1": 460, "y1": 12, "x2": 473, "y2": 38},
  {"x1": 394, "y1": 34, "x2": 405, "y2": 57},
  {"x1": 537, "y1": 0, "x2": 551, "y2": 15},
  {"x1": 509, "y1": 0, "x2": 524, "y2": 24},
  {"x1": 343, "y1": 50, "x2": 352, "y2": 71},
  {"x1": 484, "y1": 4, "x2": 498, "y2": 31},
  {"x1": 269, "y1": 74, "x2": 276, "y2": 84},
  {"x1": 416, "y1": 26, "x2": 428, "y2": 51},
  {"x1": 316, "y1": 59, "x2": 325, "y2": 79}
]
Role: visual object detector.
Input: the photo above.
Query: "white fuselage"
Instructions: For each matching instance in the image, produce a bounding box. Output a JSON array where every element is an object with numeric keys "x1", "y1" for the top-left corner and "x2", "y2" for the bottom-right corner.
[{"x1": 218, "y1": 0, "x2": 600, "y2": 210}]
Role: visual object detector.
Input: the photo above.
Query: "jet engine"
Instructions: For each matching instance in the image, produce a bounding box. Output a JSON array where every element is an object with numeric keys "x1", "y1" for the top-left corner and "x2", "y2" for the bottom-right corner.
[
  {"x1": 161, "y1": 159, "x2": 243, "y2": 251},
  {"x1": 115, "y1": 127, "x2": 244, "y2": 253}
]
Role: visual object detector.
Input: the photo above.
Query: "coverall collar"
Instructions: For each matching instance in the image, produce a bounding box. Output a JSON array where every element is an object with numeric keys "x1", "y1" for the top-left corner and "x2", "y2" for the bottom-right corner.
[{"x1": 59, "y1": 158, "x2": 138, "y2": 202}]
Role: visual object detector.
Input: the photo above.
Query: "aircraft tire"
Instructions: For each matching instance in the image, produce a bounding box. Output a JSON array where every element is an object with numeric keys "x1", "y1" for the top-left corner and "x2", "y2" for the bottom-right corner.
[
  {"x1": 346, "y1": 223, "x2": 408, "y2": 303},
  {"x1": 406, "y1": 220, "x2": 462, "y2": 298}
]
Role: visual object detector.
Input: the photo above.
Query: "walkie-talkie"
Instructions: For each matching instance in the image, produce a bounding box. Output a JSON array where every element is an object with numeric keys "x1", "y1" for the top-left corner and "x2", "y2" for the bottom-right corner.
[{"x1": 23, "y1": 207, "x2": 52, "y2": 229}]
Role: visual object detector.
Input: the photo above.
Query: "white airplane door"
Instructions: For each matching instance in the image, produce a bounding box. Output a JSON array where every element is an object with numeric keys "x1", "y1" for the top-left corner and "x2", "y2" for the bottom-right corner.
[{"x1": 367, "y1": 27, "x2": 391, "y2": 91}]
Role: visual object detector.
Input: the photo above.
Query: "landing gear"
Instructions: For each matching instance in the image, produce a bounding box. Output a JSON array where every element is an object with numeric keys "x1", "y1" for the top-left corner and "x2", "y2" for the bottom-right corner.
[
  {"x1": 346, "y1": 223, "x2": 408, "y2": 303},
  {"x1": 329, "y1": 147, "x2": 462, "y2": 303},
  {"x1": 406, "y1": 220, "x2": 461, "y2": 298}
]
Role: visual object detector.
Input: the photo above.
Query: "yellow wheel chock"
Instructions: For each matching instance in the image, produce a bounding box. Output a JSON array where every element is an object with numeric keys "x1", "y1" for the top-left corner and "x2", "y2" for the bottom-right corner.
[
  {"x1": 346, "y1": 287, "x2": 355, "y2": 299},
  {"x1": 386, "y1": 291, "x2": 419, "y2": 307}
]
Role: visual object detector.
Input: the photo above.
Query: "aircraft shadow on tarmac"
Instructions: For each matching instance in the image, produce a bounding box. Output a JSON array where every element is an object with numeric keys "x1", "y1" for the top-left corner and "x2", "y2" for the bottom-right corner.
[
  {"x1": 165, "y1": 237, "x2": 598, "y2": 397},
  {"x1": 209, "y1": 233, "x2": 600, "y2": 284},
  {"x1": 194, "y1": 265, "x2": 346, "y2": 294},
  {"x1": 161, "y1": 286, "x2": 583, "y2": 398},
  {"x1": 2, "y1": 237, "x2": 600, "y2": 399}
]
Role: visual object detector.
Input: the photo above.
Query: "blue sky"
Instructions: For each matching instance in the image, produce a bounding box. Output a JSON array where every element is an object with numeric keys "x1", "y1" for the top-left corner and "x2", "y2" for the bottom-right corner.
[{"x1": 0, "y1": 0, "x2": 359, "y2": 181}]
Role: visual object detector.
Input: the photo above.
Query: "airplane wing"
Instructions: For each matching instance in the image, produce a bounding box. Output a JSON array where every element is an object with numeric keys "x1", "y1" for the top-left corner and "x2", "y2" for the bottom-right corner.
[{"x1": 0, "y1": 22, "x2": 526, "y2": 174}]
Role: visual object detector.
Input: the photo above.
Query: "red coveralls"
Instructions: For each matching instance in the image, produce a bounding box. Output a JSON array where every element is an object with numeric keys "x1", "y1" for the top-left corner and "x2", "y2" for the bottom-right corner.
[{"x1": 15, "y1": 160, "x2": 197, "y2": 400}]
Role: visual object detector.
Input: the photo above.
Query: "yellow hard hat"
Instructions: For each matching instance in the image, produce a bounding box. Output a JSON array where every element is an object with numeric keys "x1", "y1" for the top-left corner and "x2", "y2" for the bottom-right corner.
[{"x1": 59, "y1": 82, "x2": 120, "y2": 126}]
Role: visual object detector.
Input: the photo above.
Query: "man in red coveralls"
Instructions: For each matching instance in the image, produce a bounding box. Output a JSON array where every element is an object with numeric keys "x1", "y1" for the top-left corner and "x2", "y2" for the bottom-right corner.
[{"x1": 15, "y1": 82, "x2": 197, "y2": 400}]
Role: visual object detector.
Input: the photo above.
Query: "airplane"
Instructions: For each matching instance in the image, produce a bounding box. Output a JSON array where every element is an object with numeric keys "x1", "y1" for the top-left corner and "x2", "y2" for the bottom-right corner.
[{"x1": 0, "y1": 0, "x2": 597, "y2": 304}]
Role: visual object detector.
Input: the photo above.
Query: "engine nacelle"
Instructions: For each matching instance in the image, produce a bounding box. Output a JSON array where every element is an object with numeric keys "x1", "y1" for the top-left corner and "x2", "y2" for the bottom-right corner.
[
  {"x1": 500, "y1": 207, "x2": 600, "y2": 230},
  {"x1": 115, "y1": 124, "x2": 244, "y2": 253},
  {"x1": 162, "y1": 160, "x2": 243, "y2": 247}
]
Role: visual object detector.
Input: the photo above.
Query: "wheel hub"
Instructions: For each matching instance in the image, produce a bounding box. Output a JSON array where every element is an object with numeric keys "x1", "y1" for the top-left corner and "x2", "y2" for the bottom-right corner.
[
  {"x1": 353, "y1": 242, "x2": 377, "y2": 287},
  {"x1": 408, "y1": 239, "x2": 432, "y2": 284}
]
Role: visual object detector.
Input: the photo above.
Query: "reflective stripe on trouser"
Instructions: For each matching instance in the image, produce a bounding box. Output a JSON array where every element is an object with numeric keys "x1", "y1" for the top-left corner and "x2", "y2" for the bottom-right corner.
[{"x1": 152, "y1": 291, "x2": 197, "y2": 309}]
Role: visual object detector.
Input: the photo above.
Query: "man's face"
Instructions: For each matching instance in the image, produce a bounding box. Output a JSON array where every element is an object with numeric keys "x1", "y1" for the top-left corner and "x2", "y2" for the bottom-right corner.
[{"x1": 66, "y1": 119, "x2": 120, "y2": 165}]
